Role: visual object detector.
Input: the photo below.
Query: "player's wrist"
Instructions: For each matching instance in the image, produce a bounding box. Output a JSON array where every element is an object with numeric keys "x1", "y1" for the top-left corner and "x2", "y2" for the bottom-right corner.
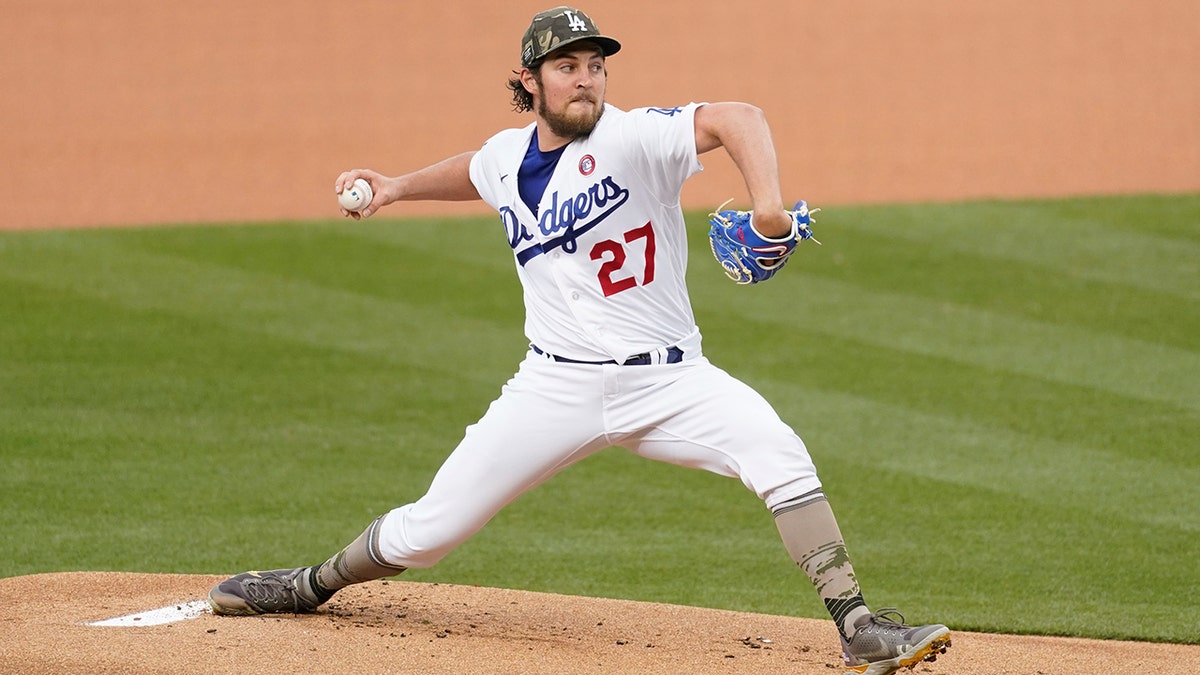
[{"x1": 749, "y1": 210, "x2": 795, "y2": 241}]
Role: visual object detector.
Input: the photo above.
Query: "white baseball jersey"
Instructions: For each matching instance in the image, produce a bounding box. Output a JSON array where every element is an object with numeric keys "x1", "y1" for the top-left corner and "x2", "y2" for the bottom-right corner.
[{"x1": 469, "y1": 103, "x2": 703, "y2": 363}]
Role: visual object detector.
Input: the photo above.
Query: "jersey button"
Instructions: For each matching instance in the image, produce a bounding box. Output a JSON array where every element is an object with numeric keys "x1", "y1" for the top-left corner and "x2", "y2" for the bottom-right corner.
[{"x1": 570, "y1": 291, "x2": 581, "y2": 301}]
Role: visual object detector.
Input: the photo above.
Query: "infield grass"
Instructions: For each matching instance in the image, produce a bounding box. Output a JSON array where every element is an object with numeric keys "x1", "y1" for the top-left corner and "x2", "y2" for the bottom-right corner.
[{"x1": 1, "y1": 193, "x2": 1197, "y2": 643}]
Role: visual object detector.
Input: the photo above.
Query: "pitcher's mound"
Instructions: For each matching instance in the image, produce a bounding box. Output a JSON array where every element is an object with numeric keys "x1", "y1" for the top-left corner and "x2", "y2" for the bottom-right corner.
[{"x1": 1, "y1": 572, "x2": 1195, "y2": 673}]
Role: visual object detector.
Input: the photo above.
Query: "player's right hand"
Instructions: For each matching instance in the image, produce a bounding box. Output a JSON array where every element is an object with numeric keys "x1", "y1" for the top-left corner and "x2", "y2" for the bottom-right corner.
[{"x1": 335, "y1": 169, "x2": 389, "y2": 220}]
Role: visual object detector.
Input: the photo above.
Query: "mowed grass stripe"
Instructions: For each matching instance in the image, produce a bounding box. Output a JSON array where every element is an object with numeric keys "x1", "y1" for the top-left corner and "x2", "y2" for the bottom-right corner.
[
  {"x1": 696, "y1": 268, "x2": 1198, "y2": 415},
  {"x1": 827, "y1": 195, "x2": 1200, "y2": 300},
  {"x1": 107, "y1": 219, "x2": 524, "y2": 323},
  {"x1": 0, "y1": 278, "x2": 475, "y2": 434},
  {"x1": 0, "y1": 277, "x2": 497, "y2": 575},
  {"x1": 711, "y1": 305, "x2": 1196, "y2": 466},
  {"x1": 792, "y1": 222, "x2": 1199, "y2": 353},
  {"x1": 763, "y1": 378, "x2": 1197, "y2": 532},
  {"x1": 832, "y1": 473, "x2": 1194, "y2": 643},
  {"x1": 0, "y1": 230, "x2": 526, "y2": 381}
]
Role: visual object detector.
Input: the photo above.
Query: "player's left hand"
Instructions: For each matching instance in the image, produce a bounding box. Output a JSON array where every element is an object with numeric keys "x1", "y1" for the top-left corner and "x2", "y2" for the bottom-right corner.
[{"x1": 707, "y1": 200, "x2": 819, "y2": 284}]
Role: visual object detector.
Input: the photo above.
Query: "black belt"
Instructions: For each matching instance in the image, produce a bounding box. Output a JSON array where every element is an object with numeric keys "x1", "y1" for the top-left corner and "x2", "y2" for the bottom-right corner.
[{"x1": 531, "y1": 344, "x2": 684, "y2": 366}]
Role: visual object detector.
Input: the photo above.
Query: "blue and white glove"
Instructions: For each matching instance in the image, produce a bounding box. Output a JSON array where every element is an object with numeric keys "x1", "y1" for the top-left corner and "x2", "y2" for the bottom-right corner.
[{"x1": 707, "y1": 200, "x2": 820, "y2": 284}]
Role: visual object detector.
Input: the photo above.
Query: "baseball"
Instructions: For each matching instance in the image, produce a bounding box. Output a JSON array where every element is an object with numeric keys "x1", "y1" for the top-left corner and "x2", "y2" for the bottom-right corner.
[{"x1": 338, "y1": 178, "x2": 373, "y2": 212}]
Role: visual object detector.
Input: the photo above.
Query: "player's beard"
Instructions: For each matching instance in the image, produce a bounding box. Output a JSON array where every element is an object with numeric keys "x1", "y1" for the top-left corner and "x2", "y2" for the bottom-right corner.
[{"x1": 538, "y1": 94, "x2": 604, "y2": 139}]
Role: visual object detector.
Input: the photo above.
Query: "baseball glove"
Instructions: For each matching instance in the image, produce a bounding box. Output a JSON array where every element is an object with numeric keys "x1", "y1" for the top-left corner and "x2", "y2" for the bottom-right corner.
[{"x1": 707, "y1": 200, "x2": 820, "y2": 284}]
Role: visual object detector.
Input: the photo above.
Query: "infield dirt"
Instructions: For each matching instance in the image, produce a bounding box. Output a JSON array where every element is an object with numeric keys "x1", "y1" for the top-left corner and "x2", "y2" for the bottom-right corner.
[
  {"x1": 1, "y1": 1, "x2": 1197, "y2": 673},
  {"x1": 3, "y1": 573, "x2": 1199, "y2": 674}
]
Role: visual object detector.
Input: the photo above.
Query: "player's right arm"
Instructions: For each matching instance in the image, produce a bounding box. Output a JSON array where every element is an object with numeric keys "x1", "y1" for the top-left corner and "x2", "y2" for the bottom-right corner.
[{"x1": 336, "y1": 151, "x2": 481, "y2": 219}]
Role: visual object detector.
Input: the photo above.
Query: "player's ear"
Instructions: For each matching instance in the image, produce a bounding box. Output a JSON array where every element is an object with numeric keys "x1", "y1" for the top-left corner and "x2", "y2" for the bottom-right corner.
[{"x1": 520, "y1": 67, "x2": 540, "y2": 95}]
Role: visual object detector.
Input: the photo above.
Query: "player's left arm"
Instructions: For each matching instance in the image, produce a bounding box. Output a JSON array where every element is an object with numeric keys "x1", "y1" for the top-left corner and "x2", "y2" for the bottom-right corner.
[{"x1": 693, "y1": 102, "x2": 791, "y2": 238}]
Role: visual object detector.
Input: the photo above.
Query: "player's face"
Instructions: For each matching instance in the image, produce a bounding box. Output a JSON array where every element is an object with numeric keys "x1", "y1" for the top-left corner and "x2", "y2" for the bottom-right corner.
[{"x1": 531, "y1": 45, "x2": 607, "y2": 140}]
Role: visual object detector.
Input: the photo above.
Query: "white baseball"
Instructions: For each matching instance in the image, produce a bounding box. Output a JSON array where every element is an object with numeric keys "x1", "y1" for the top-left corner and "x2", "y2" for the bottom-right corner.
[{"x1": 338, "y1": 178, "x2": 373, "y2": 212}]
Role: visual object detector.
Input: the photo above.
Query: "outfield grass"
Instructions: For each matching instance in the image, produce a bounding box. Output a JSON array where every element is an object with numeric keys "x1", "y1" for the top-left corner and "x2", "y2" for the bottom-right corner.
[{"x1": 1, "y1": 194, "x2": 1196, "y2": 643}]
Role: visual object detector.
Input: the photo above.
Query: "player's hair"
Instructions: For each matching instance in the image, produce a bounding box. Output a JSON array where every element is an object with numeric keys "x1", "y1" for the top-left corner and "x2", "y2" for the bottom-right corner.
[{"x1": 506, "y1": 64, "x2": 541, "y2": 113}]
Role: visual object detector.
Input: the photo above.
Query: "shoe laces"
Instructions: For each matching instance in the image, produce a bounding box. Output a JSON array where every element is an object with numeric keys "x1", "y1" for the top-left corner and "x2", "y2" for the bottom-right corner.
[
  {"x1": 243, "y1": 571, "x2": 303, "y2": 613},
  {"x1": 865, "y1": 608, "x2": 910, "y2": 630}
]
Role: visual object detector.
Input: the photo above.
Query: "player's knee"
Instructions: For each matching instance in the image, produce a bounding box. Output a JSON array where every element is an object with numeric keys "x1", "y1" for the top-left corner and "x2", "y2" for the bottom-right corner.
[
  {"x1": 738, "y1": 435, "x2": 821, "y2": 510},
  {"x1": 761, "y1": 475, "x2": 824, "y2": 512}
]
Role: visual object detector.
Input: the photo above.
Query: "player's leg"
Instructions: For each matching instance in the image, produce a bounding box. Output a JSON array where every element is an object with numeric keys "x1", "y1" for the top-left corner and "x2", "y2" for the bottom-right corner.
[
  {"x1": 207, "y1": 515, "x2": 404, "y2": 616},
  {"x1": 772, "y1": 491, "x2": 949, "y2": 672},
  {"x1": 613, "y1": 360, "x2": 864, "y2": 624},
  {"x1": 369, "y1": 357, "x2": 616, "y2": 568},
  {"x1": 209, "y1": 354, "x2": 609, "y2": 615},
  {"x1": 610, "y1": 357, "x2": 820, "y2": 511},
  {"x1": 616, "y1": 359, "x2": 950, "y2": 672}
]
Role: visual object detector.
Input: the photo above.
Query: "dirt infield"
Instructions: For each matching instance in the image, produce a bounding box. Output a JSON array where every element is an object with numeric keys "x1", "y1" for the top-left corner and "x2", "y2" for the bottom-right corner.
[
  {"x1": 1, "y1": 1, "x2": 1196, "y2": 231},
  {"x1": 3, "y1": 573, "x2": 1198, "y2": 674}
]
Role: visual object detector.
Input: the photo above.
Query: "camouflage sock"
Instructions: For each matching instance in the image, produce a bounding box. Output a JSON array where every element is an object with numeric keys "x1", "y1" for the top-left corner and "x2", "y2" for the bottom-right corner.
[
  {"x1": 773, "y1": 490, "x2": 871, "y2": 641},
  {"x1": 313, "y1": 515, "x2": 407, "y2": 598}
]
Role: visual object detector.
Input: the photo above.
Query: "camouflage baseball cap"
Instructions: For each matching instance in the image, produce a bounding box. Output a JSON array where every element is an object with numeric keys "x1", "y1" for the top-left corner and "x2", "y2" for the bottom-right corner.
[{"x1": 521, "y1": 7, "x2": 621, "y2": 68}]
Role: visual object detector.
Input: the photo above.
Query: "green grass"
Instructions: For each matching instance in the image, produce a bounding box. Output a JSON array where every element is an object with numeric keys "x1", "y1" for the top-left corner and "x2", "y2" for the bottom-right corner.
[{"x1": 1, "y1": 194, "x2": 1197, "y2": 644}]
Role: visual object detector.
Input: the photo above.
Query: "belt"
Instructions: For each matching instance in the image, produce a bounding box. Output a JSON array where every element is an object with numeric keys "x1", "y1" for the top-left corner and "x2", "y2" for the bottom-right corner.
[{"x1": 531, "y1": 344, "x2": 684, "y2": 366}]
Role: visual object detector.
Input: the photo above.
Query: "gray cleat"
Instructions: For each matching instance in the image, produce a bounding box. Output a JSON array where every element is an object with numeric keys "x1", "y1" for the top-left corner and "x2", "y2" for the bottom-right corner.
[
  {"x1": 840, "y1": 608, "x2": 952, "y2": 675},
  {"x1": 207, "y1": 567, "x2": 324, "y2": 616}
]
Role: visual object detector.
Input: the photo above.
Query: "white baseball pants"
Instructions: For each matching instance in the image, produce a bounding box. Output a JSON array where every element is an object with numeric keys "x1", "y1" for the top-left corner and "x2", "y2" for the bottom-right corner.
[{"x1": 376, "y1": 347, "x2": 822, "y2": 569}]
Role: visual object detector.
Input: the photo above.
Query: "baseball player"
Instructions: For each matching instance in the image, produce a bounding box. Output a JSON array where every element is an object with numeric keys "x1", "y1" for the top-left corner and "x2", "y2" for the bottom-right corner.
[{"x1": 208, "y1": 7, "x2": 951, "y2": 674}]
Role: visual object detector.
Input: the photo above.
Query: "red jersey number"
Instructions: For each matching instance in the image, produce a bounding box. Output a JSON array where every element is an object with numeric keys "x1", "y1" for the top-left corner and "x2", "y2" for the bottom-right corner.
[{"x1": 590, "y1": 222, "x2": 657, "y2": 298}]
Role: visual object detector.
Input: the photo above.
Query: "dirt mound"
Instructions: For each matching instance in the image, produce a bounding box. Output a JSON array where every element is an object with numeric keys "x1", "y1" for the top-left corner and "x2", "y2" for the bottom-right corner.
[{"x1": 1, "y1": 572, "x2": 1196, "y2": 673}]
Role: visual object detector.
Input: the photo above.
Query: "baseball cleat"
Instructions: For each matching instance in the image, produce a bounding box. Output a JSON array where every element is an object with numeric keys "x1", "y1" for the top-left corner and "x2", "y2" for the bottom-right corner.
[
  {"x1": 840, "y1": 608, "x2": 952, "y2": 675},
  {"x1": 207, "y1": 567, "x2": 323, "y2": 616}
]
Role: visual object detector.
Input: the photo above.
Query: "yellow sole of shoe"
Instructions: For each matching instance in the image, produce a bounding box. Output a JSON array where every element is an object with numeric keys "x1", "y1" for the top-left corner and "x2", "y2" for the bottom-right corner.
[{"x1": 844, "y1": 630, "x2": 953, "y2": 675}]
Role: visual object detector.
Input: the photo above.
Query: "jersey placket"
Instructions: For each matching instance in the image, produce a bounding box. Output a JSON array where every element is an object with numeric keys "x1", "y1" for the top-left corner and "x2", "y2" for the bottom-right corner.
[{"x1": 531, "y1": 144, "x2": 617, "y2": 359}]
